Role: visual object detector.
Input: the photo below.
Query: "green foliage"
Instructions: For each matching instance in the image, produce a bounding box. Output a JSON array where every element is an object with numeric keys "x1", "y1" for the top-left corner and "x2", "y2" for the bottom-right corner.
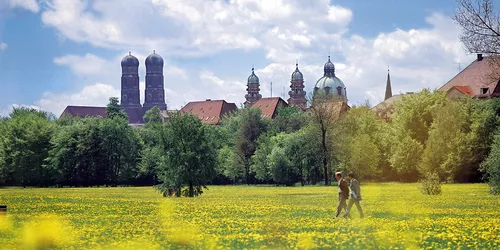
[
  {"x1": 156, "y1": 113, "x2": 217, "y2": 197},
  {"x1": 251, "y1": 135, "x2": 274, "y2": 182},
  {"x1": 234, "y1": 108, "x2": 267, "y2": 184},
  {"x1": 106, "y1": 97, "x2": 127, "y2": 120},
  {"x1": 100, "y1": 116, "x2": 142, "y2": 184},
  {"x1": 269, "y1": 146, "x2": 294, "y2": 185},
  {"x1": 271, "y1": 105, "x2": 307, "y2": 133},
  {"x1": 143, "y1": 106, "x2": 163, "y2": 124},
  {"x1": 48, "y1": 115, "x2": 141, "y2": 186},
  {"x1": 388, "y1": 90, "x2": 446, "y2": 179},
  {"x1": 419, "y1": 172, "x2": 442, "y2": 195},
  {"x1": 335, "y1": 106, "x2": 384, "y2": 180},
  {"x1": 480, "y1": 131, "x2": 500, "y2": 194},
  {"x1": 0, "y1": 108, "x2": 56, "y2": 186}
]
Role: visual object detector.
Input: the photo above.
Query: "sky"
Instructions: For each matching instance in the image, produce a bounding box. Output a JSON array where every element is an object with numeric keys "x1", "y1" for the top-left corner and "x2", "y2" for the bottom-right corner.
[{"x1": 0, "y1": 0, "x2": 477, "y2": 117}]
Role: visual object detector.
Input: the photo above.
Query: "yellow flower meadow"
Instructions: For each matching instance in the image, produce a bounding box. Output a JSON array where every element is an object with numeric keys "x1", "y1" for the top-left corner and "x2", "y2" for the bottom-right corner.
[{"x1": 0, "y1": 183, "x2": 499, "y2": 249}]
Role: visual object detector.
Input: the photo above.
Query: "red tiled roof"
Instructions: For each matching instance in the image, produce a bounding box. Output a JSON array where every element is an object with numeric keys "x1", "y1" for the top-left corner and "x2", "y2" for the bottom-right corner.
[
  {"x1": 450, "y1": 86, "x2": 473, "y2": 96},
  {"x1": 439, "y1": 56, "x2": 500, "y2": 97},
  {"x1": 60, "y1": 106, "x2": 145, "y2": 124},
  {"x1": 179, "y1": 99, "x2": 237, "y2": 125},
  {"x1": 61, "y1": 106, "x2": 107, "y2": 118},
  {"x1": 251, "y1": 97, "x2": 288, "y2": 119}
]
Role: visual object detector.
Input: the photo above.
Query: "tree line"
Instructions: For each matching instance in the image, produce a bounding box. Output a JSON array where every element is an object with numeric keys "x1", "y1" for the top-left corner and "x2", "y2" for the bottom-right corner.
[{"x1": 1, "y1": 92, "x2": 500, "y2": 195}]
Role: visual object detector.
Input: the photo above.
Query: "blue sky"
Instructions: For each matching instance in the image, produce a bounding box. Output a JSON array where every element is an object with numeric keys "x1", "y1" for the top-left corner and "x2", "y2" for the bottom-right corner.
[{"x1": 0, "y1": 0, "x2": 475, "y2": 116}]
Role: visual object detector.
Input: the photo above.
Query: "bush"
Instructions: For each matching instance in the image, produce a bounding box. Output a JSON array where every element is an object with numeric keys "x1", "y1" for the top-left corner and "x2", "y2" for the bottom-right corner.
[{"x1": 419, "y1": 172, "x2": 442, "y2": 195}]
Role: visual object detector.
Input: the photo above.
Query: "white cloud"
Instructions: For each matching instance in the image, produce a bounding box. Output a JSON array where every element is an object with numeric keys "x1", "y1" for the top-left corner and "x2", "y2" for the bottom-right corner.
[
  {"x1": 25, "y1": 1, "x2": 475, "y2": 113},
  {"x1": 54, "y1": 54, "x2": 109, "y2": 76},
  {"x1": 327, "y1": 5, "x2": 353, "y2": 25},
  {"x1": 36, "y1": 83, "x2": 120, "y2": 117},
  {"x1": 8, "y1": 0, "x2": 40, "y2": 13},
  {"x1": 0, "y1": 42, "x2": 7, "y2": 51}
]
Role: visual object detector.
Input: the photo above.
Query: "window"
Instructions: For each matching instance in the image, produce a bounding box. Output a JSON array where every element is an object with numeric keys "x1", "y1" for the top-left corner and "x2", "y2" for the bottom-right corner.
[
  {"x1": 481, "y1": 88, "x2": 489, "y2": 94},
  {"x1": 324, "y1": 86, "x2": 331, "y2": 95},
  {"x1": 337, "y1": 86, "x2": 342, "y2": 96}
]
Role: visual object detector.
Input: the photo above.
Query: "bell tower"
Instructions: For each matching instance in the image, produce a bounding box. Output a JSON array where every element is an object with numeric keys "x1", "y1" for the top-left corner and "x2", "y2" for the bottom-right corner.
[
  {"x1": 244, "y1": 67, "x2": 262, "y2": 107},
  {"x1": 144, "y1": 50, "x2": 167, "y2": 111},
  {"x1": 288, "y1": 62, "x2": 307, "y2": 110},
  {"x1": 120, "y1": 52, "x2": 141, "y2": 108}
]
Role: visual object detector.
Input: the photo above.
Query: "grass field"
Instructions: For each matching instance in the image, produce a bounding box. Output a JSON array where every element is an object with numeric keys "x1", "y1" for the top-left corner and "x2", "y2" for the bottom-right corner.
[{"x1": 0, "y1": 183, "x2": 499, "y2": 249}]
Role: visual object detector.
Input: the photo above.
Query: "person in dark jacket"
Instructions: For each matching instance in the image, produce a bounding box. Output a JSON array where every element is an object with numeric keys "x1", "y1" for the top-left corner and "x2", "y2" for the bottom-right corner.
[
  {"x1": 335, "y1": 172, "x2": 349, "y2": 218},
  {"x1": 343, "y1": 172, "x2": 364, "y2": 219}
]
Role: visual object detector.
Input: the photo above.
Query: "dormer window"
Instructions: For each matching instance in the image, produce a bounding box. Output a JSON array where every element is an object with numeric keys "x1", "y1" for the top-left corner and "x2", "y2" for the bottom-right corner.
[
  {"x1": 324, "y1": 86, "x2": 331, "y2": 95},
  {"x1": 481, "y1": 88, "x2": 489, "y2": 95},
  {"x1": 337, "y1": 86, "x2": 342, "y2": 96}
]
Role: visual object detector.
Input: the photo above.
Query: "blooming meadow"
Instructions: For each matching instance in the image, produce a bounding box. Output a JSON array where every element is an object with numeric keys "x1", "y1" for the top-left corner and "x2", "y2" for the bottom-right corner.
[{"x1": 0, "y1": 183, "x2": 499, "y2": 249}]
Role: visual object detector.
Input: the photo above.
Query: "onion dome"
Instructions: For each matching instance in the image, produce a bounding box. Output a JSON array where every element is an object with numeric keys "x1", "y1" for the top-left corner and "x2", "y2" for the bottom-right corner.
[
  {"x1": 121, "y1": 52, "x2": 139, "y2": 67},
  {"x1": 145, "y1": 50, "x2": 164, "y2": 67},
  {"x1": 324, "y1": 56, "x2": 335, "y2": 77},
  {"x1": 248, "y1": 67, "x2": 259, "y2": 84},
  {"x1": 291, "y1": 63, "x2": 303, "y2": 82}
]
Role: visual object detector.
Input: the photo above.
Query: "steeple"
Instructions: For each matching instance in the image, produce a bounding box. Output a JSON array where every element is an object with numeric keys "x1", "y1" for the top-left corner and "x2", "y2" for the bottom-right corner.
[
  {"x1": 289, "y1": 61, "x2": 306, "y2": 110},
  {"x1": 245, "y1": 66, "x2": 261, "y2": 107},
  {"x1": 385, "y1": 67, "x2": 392, "y2": 101},
  {"x1": 144, "y1": 50, "x2": 167, "y2": 111}
]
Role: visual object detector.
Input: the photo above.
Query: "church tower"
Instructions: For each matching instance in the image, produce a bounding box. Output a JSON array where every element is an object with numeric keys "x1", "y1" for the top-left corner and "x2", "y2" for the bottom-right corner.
[
  {"x1": 120, "y1": 52, "x2": 141, "y2": 108},
  {"x1": 288, "y1": 62, "x2": 307, "y2": 110},
  {"x1": 143, "y1": 50, "x2": 167, "y2": 111},
  {"x1": 385, "y1": 68, "x2": 392, "y2": 101},
  {"x1": 244, "y1": 67, "x2": 262, "y2": 107}
]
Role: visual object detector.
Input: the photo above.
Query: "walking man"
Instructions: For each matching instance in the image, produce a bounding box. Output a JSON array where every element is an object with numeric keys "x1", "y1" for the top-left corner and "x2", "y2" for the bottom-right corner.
[
  {"x1": 335, "y1": 172, "x2": 349, "y2": 218},
  {"x1": 343, "y1": 172, "x2": 364, "y2": 219}
]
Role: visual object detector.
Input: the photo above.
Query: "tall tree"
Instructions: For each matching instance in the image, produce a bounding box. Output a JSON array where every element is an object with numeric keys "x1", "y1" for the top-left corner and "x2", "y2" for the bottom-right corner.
[
  {"x1": 139, "y1": 106, "x2": 165, "y2": 185},
  {"x1": 157, "y1": 113, "x2": 217, "y2": 197},
  {"x1": 234, "y1": 108, "x2": 267, "y2": 184},
  {"x1": 1, "y1": 108, "x2": 56, "y2": 186},
  {"x1": 309, "y1": 93, "x2": 342, "y2": 185},
  {"x1": 100, "y1": 116, "x2": 141, "y2": 185}
]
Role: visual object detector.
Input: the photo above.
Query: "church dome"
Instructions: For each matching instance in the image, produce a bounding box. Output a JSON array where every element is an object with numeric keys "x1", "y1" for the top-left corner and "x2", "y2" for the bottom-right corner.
[
  {"x1": 248, "y1": 67, "x2": 259, "y2": 84},
  {"x1": 121, "y1": 52, "x2": 139, "y2": 67},
  {"x1": 314, "y1": 56, "x2": 346, "y2": 100},
  {"x1": 291, "y1": 63, "x2": 303, "y2": 81},
  {"x1": 145, "y1": 50, "x2": 164, "y2": 67},
  {"x1": 324, "y1": 56, "x2": 335, "y2": 77}
]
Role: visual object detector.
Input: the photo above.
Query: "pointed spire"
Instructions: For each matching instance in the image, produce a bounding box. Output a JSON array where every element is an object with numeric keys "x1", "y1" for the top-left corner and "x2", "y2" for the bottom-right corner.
[
  {"x1": 296, "y1": 59, "x2": 298, "y2": 69},
  {"x1": 385, "y1": 66, "x2": 393, "y2": 101},
  {"x1": 129, "y1": 51, "x2": 131, "y2": 56}
]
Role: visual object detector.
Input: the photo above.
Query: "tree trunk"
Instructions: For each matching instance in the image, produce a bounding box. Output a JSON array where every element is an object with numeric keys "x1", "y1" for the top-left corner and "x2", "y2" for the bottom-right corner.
[
  {"x1": 322, "y1": 128, "x2": 328, "y2": 186},
  {"x1": 189, "y1": 180, "x2": 194, "y2": 197}
]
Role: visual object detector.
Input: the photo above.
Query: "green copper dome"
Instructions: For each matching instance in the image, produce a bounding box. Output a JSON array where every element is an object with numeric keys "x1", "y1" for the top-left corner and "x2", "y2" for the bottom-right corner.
[
  {"x1": 291, "y1": 63, "x2": 303, "y2": 81},
  {"x1": 314, "y1": 56, "x2": 347, "y2": 101},
  {"x1": 248, "y1": 67, "x2": 259, "y2": 84}
]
